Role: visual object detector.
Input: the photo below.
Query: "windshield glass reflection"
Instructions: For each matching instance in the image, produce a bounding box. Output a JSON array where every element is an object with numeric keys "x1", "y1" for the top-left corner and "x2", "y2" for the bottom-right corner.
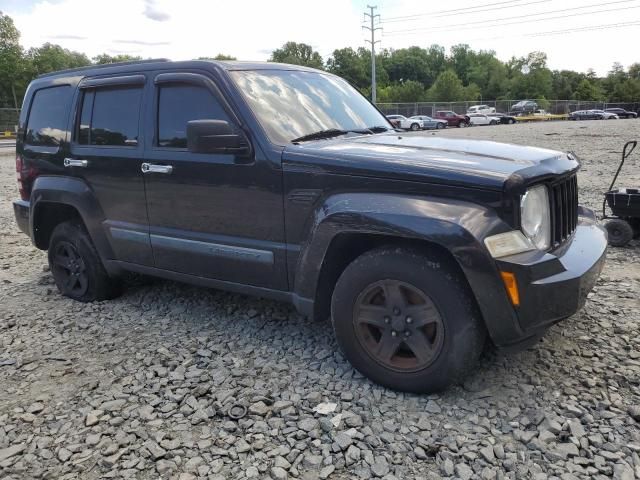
[{"x1": 230, "y1": 70, "x2": 389, "y2": 144}]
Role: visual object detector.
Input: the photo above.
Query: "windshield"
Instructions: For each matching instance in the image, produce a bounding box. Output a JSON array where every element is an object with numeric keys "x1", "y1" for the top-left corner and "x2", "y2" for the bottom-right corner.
[{"x1": 230, "y1": 70, "x2": 390, "y2": 144}]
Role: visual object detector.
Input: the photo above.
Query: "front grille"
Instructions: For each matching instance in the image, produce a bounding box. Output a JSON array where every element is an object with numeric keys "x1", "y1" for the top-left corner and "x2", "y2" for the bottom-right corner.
[{"x1": 549, "y1": 174, "x2": 579, "y2": 247}]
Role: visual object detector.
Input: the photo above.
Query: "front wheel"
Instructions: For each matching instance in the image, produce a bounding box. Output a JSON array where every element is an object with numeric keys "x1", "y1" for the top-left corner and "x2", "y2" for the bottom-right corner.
[
  {"x1": 458, "y1": 121, "x2": 467, "y2": 128},
  {"x1": 410, "y1": 123, "x2": 420, "y2": 131},
  {"x1": 490, "y1": 120, "x2": 497, "y2": 125},
  {"x1": 605, "y1": 219, "x2": 634, "y2": 247},
  {"x1": 331, "y1": 247, "x2": 486, "y2": 393},
  {"x1": 437, "y1": 123, "x2": 444, "y2": 129}
]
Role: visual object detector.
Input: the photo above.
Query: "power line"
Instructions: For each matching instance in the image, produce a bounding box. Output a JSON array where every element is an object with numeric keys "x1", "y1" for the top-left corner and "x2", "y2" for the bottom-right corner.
[
  {"x1": 467, "y1": 20, "x2": 640, "y2": 42},
  {"x1": 381, "y1": 0, "x2": 548, "y2": 23},
  {"x1": 383, "y1": 0, "x2": 640, "y2": 36},
  {"x1": 363, "y1": 5, "x2": 382, "y2": 103}
]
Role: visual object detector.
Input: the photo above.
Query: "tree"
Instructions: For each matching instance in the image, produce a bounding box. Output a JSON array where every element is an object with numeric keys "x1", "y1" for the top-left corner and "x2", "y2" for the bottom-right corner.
[
  {"x1": 26, "y1": 43, "x2": 90, "y2": 75},
  {"x1": 573, "y1": 79, "x2": 603, "y2": 101},
  {"x1": 198, "y1": 54, "x2": 237, "y2": 61},
  {"x1": 93, "y1": 53, "x2": 142, "y2": 64},
  {"x1": 377, "y1": 80, "x2": 425, "y2": 103},
  {"x1": 326, "y1": 47, "x2": 368, "y2": 88},
  {"x1": 0, "y1": 11, "x2": 24, "y2": 109},
  {"x1": 269, "y1": 42, "x2": 323, "y2": 69},
  {"x1": 426, "y1": 69, "x2": 466, "y2": 101}
]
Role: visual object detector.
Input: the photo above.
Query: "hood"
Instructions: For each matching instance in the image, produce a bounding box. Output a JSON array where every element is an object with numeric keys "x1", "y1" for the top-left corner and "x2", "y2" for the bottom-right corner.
[{"x1": 282, "y1": 133, "x2": 579, "y2": 191}]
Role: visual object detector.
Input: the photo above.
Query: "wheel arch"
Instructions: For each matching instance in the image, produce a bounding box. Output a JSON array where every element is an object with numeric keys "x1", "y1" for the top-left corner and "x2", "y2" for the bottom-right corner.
[
  {"x1": 30, "y1": 176, "x2": 114, "y2": 260},
  {"x1": 293, "y1": 193, "x2": 523, "y2": 346}
]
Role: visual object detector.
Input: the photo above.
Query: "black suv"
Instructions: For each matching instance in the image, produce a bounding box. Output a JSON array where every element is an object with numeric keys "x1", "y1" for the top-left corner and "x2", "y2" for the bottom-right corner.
[{"x1": 13, "y1": 60, "x2": 607, "y2": 392}]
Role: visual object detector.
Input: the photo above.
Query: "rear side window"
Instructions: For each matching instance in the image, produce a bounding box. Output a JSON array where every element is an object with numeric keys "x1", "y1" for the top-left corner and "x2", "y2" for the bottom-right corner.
[
  {"x1": 78, "y1": 87, "x2": 142, "y2": 146},
  {"x1": 26, "y1": 85, "x2": 72, "y2": 146},
  {"x1": 157, "y1": 84, "x2": 229, "y2": 148}
]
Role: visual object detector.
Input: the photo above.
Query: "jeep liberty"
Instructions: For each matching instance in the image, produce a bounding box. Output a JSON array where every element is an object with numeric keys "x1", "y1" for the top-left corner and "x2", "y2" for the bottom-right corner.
[{"x1": 13, "y1": 60, "x2": 607, "y2": 392}]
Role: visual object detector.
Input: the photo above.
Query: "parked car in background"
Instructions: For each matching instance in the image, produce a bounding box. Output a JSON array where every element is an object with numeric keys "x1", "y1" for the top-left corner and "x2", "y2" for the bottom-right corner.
[
  {"x1": 385, "y1": 114, "x2": 423, "y2": 131},
  {"x1": 435, "y1": 110, "x2": 470, "y2": 127},
  {"x1": 604, "y1": 108, "x2": 637, "y2": 119},
  {"x1": 386, "y1": 115, "x2": 403, "y2": 128},
  {"x1": 409, "y1": 115, "x2": 448, "y2": 130},
  {"x1": 467, "y1": 104, "x2": 496, "y2": 114},
  {"x1": 590, "y1": 109, "x2": 618, "y2": 119},
  {"x1": 491, "y1": 113, "x2": 517, "y2": 124},
  {"x1": 511, "y1": 100, "x2": 538, "y2": 115},
  {"x1": 569, "y1": 110, "x2": 604, "y2": 120},
  {"x1": 570, "y1": 110, "x2": 619, "y2": 120},
  {"x1": 468, "y1": 113, "x2": 500, "y2": 126}
]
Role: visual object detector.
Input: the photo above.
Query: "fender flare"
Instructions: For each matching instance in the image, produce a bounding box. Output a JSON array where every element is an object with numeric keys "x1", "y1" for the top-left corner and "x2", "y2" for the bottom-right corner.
[
  {"x1": 30, "y1": 176, "x2": 115, "y2": 260},
  {"x1": 294, "y1": 193, "x2": 523, "y2": 346}
]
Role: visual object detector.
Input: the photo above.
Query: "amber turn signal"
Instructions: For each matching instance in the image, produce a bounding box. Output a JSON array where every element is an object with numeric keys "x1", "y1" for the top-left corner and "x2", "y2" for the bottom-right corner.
[{"x1": 500, "y1": 271, "x2": 520, "y2": 307}]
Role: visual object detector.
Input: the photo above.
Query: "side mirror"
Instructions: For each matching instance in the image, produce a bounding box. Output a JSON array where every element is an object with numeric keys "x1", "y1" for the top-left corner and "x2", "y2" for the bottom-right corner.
[{"x1": 187, "y1": 119, "x2": 251, "y2": 156}]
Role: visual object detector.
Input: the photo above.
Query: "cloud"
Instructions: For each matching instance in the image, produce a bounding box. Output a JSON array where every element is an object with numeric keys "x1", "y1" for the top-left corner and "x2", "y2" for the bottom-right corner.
[
  {"x1": 143, "y1": 0, "x2": 170, "y2": 22},
  {"x1": 114, "y1": 39, "x2": 170, "y2": 46},
  {"x1": 48, "y1": 34, "x2": 87, "y2": 40}
]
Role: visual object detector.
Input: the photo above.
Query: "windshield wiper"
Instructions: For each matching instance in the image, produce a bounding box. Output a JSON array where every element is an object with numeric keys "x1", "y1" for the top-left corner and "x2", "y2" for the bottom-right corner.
[
  {"x1": 291, "y1": 129, "x2": 351, "y2": 143},
  {"x1": 291, "y1": 126, "x2": 391, "y2": 143}
]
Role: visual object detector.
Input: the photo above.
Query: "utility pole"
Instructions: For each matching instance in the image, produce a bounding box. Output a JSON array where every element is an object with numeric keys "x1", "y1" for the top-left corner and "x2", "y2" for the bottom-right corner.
[{"x1": 363, "y1": 5, "x2": 381, "y2": 104}]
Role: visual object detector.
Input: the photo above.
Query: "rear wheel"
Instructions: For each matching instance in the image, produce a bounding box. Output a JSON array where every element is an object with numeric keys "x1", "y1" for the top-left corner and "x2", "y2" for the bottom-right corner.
[
  {"x1": 48, "y1": 221, "x2": 121, "y2": 302},
  {"x1": 490, "y1": 120, "x2": 497, "y2": 125},
  {"x1": 605, "y1": 219, "x2": 634, "y2": 247},
  {"x1": 331, "y1": 247, "x2": 486, "y2": 393},
  {"x1": 509, "y1": 118, "x2": 516, "y2": 124}
]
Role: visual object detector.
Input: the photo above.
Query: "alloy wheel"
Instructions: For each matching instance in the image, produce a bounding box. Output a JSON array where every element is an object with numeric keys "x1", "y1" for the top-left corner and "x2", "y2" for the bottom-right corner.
[{"x1": 353, "y1": 280, "x2": 445, "y2": 372}]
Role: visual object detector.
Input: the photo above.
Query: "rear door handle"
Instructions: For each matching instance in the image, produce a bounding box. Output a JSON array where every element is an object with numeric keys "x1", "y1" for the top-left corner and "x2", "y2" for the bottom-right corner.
[
  {"x1": 141, "y1": 163, "x2": 173, "y2": 174},
  {"x1": 64, "y1": 158, "x2": 88, "y2": 168}
]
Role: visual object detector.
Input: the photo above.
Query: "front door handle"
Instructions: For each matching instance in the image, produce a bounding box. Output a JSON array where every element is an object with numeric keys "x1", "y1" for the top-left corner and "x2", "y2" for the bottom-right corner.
[
  {"x1": 141, "y1": 163, "x2": 173, "y2": 174},
  {"x1": 64, "y1": 158, "x2": 88, "y2": 168}
]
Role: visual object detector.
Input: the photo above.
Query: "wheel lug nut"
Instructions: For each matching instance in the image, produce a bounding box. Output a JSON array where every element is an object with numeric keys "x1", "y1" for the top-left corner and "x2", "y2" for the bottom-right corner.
[
  {"x1": 406, "y1": 316, "x2": 413, "y2": 324},
  {"x1": 391, "y1": 331, "x2": 397, "y2": 337},
  {"x1": 384, "y1": 316, "x2": 390, "y2": 324},
  {"x1": 405, "y1": 331, "x2": 411, "y2": 337},
  {"x1": 393, "y1": 307, "x2": 400, "y2": 315}
]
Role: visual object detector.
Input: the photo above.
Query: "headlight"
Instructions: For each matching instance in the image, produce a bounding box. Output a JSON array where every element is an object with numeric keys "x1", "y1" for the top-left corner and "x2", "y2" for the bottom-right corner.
[{"x1": 520, "y1": 185, "x2": 551, "y2": 250}]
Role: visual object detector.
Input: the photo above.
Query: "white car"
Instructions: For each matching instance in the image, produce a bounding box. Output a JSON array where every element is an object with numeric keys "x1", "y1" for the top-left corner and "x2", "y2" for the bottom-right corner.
[
  {"x1": 408, "y1": 115, "x2": 448, "y2": 130},
  {"x1": 467, "y1": 113, "x2": 500, "y2": 126},
  {"x1": 385, "y1": 115, "x2": 424, "y2": 131},
  {"x1": 467, "y1": 104, "x2": 496, "y2": 115}
]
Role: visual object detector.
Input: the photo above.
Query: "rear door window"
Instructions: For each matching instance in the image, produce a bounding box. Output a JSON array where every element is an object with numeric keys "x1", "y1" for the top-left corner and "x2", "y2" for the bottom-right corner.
[
  {"x1": 25, "y1": 85, "x2": 72, "y2": 146},
  {"x1": 78, "y1": 87, "x2": 142, "y2": 146}
]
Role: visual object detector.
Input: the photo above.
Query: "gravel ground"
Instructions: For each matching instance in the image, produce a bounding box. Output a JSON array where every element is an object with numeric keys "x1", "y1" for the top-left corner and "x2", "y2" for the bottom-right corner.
[{"x1": 1, "y1": 119, "x2": 639, "y2": 480}]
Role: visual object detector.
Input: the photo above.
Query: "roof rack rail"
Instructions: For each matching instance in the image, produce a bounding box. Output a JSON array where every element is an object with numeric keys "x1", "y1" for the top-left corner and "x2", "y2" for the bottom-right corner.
[{"x1": 36, "y1": 58, "x2": 171, "y2": 79}]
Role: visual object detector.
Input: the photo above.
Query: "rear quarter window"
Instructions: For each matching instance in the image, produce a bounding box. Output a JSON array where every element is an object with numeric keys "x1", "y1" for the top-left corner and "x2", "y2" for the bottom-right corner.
[{"x1": 25, "y1": 85, "x2": 73, "y2": 146}]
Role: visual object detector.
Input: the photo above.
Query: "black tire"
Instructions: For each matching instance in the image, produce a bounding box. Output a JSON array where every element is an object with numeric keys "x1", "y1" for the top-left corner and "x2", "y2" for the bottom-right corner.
[
  {"x1": 331, "y1": 247, "x2": 486, "y2": 393},
  {"x1": 605, "y1": 219, "x2": 634, "y2": 247},
  {"x1": 48, "y1": 221, "x2": 121, "y2": 302},
  {"x1": 437, "y1": 123, "x2": 444, "y2": 129},
  {"x1": 458, "y1": 121, "x2": 466, "y2": 128},
  {"x1": 410, "y1": 123, "x2": 420, "y2": 131},
  {"x1": 490, "y1": 120, "x2": 497, "y2": 125},
  {"x1": 509, "y1": 118, "x2": 516, "y2": 124}
]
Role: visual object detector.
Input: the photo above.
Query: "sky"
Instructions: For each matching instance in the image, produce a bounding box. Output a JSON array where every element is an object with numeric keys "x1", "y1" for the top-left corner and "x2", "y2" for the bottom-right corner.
[{"x1": 1, "y1": 0, "x2": 639, "y2": 76}]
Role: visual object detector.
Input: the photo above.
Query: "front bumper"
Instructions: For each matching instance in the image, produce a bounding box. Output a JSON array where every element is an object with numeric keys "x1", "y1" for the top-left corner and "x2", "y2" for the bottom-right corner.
[
  {"x1": 13, "y1": 199, "x2": 30, "y2": 237},
  {"x1": 494, "y1": 206, "x2": 607, "y2": 346}
]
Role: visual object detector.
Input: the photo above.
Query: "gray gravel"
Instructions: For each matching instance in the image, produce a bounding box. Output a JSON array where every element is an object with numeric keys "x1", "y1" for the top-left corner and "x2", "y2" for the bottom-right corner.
[{"x1": 1, "y1": 119, "x2": 639, "y2": 479}]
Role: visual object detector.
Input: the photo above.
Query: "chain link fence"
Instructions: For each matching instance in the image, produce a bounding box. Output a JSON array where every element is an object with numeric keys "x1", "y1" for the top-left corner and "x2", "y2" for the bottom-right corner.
[
  {"x1": 0, "y1": 109, "x2": 20, "y2": 135},
  {"x1": 377, "y1": 100, "x2": 640, "y2": 117}
]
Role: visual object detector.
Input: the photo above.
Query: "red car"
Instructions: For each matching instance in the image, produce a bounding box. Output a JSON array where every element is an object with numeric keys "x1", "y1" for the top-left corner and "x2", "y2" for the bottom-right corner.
[{"x1": 435, "y1": 111, "x2": 470, "y2": 128}]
